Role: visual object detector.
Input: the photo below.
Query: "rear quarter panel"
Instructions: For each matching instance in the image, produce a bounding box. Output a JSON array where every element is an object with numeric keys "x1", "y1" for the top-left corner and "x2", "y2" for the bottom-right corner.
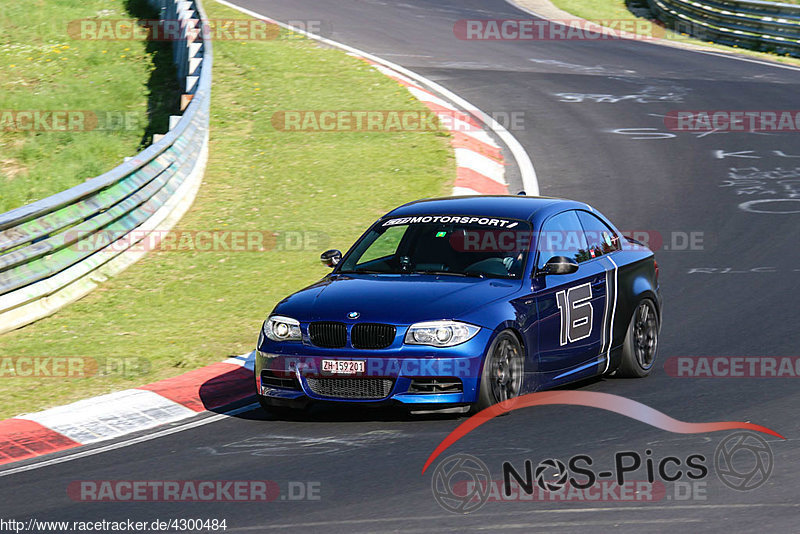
[{"x1": 608, "y1": 246, "x2": 661, "y2": 369}]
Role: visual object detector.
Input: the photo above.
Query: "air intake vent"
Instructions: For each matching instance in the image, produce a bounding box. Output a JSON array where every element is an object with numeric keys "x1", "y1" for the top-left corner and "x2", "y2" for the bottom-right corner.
[
  {"x1": 308, "y1": 322, "x2": 347, "y2": 348},
  {"x1": 407, "y1": 378, "x2": 463, "y2": 394},
  {"x1": 351, "y1": 323, "x2": 396, "y2": 349},
  {"x1": 260, "y1": 371, "x2": 300, "y2": 391},
  {"x1": 305, "y1": 377, "x2": 394, "y2": 399}
]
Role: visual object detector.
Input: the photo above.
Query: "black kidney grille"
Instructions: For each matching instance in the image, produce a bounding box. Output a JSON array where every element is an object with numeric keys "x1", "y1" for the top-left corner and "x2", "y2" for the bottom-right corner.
[
  {"x1": 308, "y1": 322, "x2": 347, "y2": 348},
  {"x1": 351, "y1": 323, "x2": 396, "y2": 349},
  {"x1": 305, "y1": 378, "x2": 394, "y2": 399}
]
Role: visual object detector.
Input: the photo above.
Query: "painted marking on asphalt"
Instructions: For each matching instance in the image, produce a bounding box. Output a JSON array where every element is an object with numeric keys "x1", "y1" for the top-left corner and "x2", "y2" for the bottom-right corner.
[{"x1": 199, "y1": 430, "x2": 408, "y2": 457}]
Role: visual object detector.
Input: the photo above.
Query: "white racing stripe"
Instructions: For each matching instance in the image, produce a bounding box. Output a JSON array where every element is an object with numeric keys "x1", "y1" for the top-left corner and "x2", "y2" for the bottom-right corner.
[{"x1": 603, "y1": 256, "x2": 619, "y2": 374}]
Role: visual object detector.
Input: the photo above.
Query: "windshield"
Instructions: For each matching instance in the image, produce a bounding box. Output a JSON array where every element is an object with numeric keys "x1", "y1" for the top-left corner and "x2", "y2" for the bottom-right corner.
[{"x1": 338, "y1": 215, "x2": 532, "y2": 278}]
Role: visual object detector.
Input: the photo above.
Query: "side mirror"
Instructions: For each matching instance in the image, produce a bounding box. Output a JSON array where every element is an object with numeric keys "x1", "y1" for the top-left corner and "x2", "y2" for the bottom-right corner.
[
  {"x1": 320, "y1": 249, "x2": 342, "y2": 268},
  {"x1": 540, "y1": 255, "x2": 578, "y2": 275}
]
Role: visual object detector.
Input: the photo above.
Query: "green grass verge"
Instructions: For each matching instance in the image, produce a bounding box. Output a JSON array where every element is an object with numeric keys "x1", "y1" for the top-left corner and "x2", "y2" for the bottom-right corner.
[
  {"x1": 0, "y1": 0, "x2": 178, "y2": 213},
  {"x1": 0, "y1": 0, "x2": 454, "y2": 419},
  {"x1": 548, "y1": 0, "x2": 800, "y2": 67}
]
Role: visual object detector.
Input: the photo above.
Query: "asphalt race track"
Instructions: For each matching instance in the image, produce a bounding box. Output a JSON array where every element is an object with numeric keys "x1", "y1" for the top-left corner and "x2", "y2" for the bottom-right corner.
[{"x1": 3, "y1": 0, "x2": 800, "y2": 531}]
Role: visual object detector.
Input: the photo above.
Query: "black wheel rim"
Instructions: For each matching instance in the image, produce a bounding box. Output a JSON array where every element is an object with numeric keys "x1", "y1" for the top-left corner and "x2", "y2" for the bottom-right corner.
[
  {"x1": 633, "y1": 301, "x2": 658, "y2": 370},
  {"x1": 489, "y1": 336, "x2": 523, "y2": 403}
]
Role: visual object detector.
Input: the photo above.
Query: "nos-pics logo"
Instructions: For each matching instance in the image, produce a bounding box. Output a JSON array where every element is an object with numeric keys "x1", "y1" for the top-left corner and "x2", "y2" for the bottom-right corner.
[{"x1": 431, "y1": 431, "x2": 774, "y2": 514}]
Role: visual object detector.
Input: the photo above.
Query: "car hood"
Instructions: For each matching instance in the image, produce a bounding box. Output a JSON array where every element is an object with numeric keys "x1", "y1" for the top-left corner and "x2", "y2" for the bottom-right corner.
[{"x1": 272, "y1": 274, "x2": 522, "y2": 326}]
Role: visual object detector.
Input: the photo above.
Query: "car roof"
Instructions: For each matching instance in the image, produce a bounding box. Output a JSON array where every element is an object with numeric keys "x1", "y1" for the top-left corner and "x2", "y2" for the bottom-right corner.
[{"x1": 384, "y1": 195, "x2": 586, "y2": 222}]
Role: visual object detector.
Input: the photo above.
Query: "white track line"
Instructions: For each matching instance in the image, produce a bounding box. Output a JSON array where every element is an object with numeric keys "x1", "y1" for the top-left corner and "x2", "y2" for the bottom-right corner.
[
  {"x1": 215, "y1": 0, "x2": 539, "y2": 195},
  {"x1": 0, "y1": 403, "x2": 259, "y2": 478}
]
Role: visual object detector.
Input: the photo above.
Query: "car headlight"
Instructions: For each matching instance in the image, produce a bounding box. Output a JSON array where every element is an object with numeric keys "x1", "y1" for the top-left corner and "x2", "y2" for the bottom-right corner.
[
  {"x1": 263, "y1": 315, "x2": 302, "y2": 342},
  {"x1": 404, "y1": 320, "x2": 480, "y2": 347}
]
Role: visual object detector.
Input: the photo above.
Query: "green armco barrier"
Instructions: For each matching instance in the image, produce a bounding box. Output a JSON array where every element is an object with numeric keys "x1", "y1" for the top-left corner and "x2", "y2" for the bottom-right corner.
[
  {"x1": 648, "y1": 0, "x2": 800, "y2": 57},
  {"x1": 0, "y1": 0, "x2": 212, "y2": 334}
]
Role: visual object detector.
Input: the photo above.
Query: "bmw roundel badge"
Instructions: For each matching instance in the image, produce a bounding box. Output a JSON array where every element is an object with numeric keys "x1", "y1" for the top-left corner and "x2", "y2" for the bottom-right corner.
[{"x1": 347, "y1": 311, "x2": 360, "y2": 319}]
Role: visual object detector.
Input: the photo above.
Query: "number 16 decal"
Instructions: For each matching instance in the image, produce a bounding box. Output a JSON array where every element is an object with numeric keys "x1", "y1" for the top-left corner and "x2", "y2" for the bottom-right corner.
[{"x1": 556, "y1": 283, "x2": 593, "y2": 346}]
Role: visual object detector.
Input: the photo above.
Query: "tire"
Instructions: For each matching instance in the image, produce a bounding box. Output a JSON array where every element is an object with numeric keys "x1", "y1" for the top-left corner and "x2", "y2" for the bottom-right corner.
[
  {"x1": 616, "y1": 299, "x2": 659, "y2": 378},
  {"x1": 471, "y1": 330, "x2": 525, "y2": 413}
]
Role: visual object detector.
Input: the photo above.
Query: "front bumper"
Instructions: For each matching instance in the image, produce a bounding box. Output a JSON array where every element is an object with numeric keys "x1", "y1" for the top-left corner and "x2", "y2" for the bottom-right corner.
[{"x1": 254, "y1": 329, "x2": 491, "y2": 405}]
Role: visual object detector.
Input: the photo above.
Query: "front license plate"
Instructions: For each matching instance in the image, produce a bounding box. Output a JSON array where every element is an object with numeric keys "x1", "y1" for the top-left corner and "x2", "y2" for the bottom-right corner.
[{"x1": 321, "y1": 359, "x2": 365, "y2": 374}]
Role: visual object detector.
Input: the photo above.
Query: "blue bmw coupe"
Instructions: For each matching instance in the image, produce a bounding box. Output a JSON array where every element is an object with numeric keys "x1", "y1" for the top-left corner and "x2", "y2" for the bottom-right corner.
[{"x1": 255, "y1": 195, "x2": 661, "y2": 413}]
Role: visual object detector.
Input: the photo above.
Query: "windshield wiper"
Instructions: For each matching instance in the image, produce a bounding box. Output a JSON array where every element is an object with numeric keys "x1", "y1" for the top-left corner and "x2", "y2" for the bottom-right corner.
[
  {"x1": 412, "y1": 270, "x2": 485, "y2": 278},
  {"x1": 337, "y1": 269, "x2": 395, "y2": 274}
]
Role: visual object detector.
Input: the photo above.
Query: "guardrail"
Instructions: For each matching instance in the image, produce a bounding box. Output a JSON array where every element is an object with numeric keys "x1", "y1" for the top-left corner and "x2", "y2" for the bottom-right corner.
[
  {"x1": 647, "y1": 0, "x2": 800, "y2": 57},
  {"x1": 0, "y1": 0, "x2": 212, "y2": 334}
]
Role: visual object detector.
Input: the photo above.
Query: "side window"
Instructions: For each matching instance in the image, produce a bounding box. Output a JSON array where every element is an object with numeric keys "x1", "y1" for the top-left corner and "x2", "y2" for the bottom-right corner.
[
  {"x1": 357, "y1": 225, "x2": 407, "y2": 265},
  {"x1": 537, "y1": 211, "x2": 589, "y2": 269},
  {"x1": 577, "y1": 211, "x2": 620, "y2": 259}
]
